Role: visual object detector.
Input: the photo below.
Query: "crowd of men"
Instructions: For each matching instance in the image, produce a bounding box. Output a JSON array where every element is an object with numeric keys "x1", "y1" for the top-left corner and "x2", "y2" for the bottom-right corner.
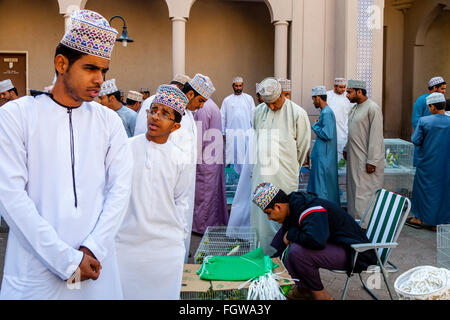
[{"x1": 0, "y1": 9, "x2": 448, "y2": 300}]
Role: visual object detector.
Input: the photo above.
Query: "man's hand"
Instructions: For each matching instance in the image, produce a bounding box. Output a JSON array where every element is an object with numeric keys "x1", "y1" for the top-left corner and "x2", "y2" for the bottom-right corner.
[
  {"x1": 79, "y1": 246, "x2": 96, "y2": 259},
  {"x1": 283, "y1": 232, "x2": 290, "y2": 246},
  {"x1": 79, "y1": 253, "x2": 102, "y2": 281},
  {"x1": 366, "y1": 164, "x2": 376, "y2": 174},
  {"x1": 66, "y1": 252, "x2": 102, "y2": 287}
]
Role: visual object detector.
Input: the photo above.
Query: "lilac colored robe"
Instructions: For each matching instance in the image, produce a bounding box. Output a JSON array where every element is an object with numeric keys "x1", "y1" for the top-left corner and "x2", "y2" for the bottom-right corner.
[{"x1": 193, "y1": 99, "x2": 229, "y2": 234}]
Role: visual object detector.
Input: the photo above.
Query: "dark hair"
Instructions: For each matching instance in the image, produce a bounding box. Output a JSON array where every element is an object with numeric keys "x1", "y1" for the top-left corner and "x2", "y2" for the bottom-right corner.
[
  {"x1": 126, "y1": 98, "x2": 138, "y2": 106},
  {"x1": 430, "y1": 101, "x2": 446, "y2": 111},
  {"x1": 54, "y1": 43, "x2": 87, "y2": 75},
  {"x1": 107, "y1": 91, "x2": 122, "y2": 102},
  {"x1": 9, "y1": 87, "x2": 18, "y2": 96},
  {"x1": 446, "y1": 99, "x2": 450, "y2": 112},
  {"x1": 182, "y1": 83, "x2": 200, "y2": 97},
  {"x1": 318, "y1": 95, "x2": 327, "y2": 102},
  {"x1": 174, "y1": 112, "x2": 182, "y2": 123},
  {"x1": 428, "y1": 82, "x2": 446, "y2": 91},
  {"x1": 265, "y1": 189, "x2": 289, "y2": 210}
]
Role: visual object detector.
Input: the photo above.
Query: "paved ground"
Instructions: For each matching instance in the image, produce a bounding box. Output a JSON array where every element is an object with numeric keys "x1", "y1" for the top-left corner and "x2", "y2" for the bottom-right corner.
[
  {"x1": 185, "y1": 219, "x2": 439, "y2": 300},
  {"x1": 0, "y1": 217, "x2": 439, "y2": 300}
]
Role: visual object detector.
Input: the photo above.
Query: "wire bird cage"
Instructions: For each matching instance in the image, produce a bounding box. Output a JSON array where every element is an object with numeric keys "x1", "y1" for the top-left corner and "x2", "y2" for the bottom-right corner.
[
  {"x1": 194, "y1": 226, "x2": 258, "y2": 265},
  {"x1": 180, "y1": 287, "x2": 249, "y2": 301},
  {"x1": 384, "y1": 139, "x2": 415, "y2": 169},
  {"x1": 437, "y1": 224, "x2": 450, "y2": 269}
]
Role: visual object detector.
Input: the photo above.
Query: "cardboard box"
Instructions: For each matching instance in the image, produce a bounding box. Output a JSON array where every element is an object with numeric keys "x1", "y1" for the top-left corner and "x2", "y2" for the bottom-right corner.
[{"x1": 180, "y1": 258, "x2": 295, "y2": 300}]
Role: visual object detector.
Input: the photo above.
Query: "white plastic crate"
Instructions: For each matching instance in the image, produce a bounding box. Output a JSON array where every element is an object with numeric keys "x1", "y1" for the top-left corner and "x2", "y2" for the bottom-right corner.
[
  {"x1": 437, "y1": 224, "x2": 450, "y2": 269},
  {"x1": 194, "y1": 226, "x2": 258, "y2": 264}
]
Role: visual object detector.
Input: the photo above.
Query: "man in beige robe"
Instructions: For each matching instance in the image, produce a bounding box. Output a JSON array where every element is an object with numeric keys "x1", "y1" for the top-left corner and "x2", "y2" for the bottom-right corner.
[
  {"x1": 344, "y1": 80, "x2": 384, "y2": 229},
  {"x1": 251, "y1": 77, "x2": 311, "y2": 255}
]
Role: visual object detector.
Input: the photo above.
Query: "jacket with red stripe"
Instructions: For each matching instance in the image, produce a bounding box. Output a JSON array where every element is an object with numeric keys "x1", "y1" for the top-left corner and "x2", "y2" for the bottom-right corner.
[{"x1": 274, "y1": 192, "x2": 377, "y2": 275}]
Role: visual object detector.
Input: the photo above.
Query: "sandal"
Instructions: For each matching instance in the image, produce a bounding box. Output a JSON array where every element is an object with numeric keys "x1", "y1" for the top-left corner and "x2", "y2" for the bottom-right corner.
[
  {"x1": 405, "y1": 217, "x2": 436, "y2": 231},
  {"x1": 405, "y1": 217, "x2": 423, "y2": 229}
]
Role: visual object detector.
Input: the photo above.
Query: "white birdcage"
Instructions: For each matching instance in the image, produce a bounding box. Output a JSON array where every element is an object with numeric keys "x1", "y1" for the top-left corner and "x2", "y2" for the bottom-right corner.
[
  {"x1": 194, "y1": 226, "x2": 258, "y2": 265},
  {"x1": 437, "y1": 224, "x2": 450, "y2": 269},
  {"x1": 384, "y1": 138, "x2": 415, "y2": 169}
]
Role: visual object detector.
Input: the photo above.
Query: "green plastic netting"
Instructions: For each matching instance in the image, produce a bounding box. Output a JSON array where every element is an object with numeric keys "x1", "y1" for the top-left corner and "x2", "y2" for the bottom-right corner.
[{"x1": 196, "y1": 248, "x2": 277, "y2": 281}]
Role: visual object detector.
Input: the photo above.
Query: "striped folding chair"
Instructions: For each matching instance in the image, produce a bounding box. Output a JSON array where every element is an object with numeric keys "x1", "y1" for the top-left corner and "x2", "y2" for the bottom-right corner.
[{"x1": 334, "y1": 188, "x2": 411, "y2": 300}]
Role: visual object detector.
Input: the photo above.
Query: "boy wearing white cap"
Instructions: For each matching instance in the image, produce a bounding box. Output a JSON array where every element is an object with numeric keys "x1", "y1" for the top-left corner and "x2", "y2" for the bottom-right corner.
[
  {"x1": 0, "y1": 79, "x2": 18, "y2": 106},
  {"x1": 251, "y1": 77, "x2": 311, "y2": 256},
  {"x1": 126, "y1": 90, "x2": 143, "y2": 113},
  {"x1": 133, "y1": 74, "x2": 191, "y2": 137},
  {"x1": 0, "y1": 10, "x2": 132, "y2": 299},
  {"x1": 98, "y1": 79, "x2": 137, "y2": 138},
  {"x1": 407, "y1": 93, "x2": 450, "y2": 231},
  {"x1": 115, "y1": 85, "x2": 191, "y2": 299}
]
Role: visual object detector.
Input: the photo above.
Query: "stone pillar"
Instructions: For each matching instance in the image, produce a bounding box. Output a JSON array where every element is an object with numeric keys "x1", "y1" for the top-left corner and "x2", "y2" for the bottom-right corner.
[
  {"x1": 273, "y1": 20, "x2": 289, "y2": 79},
  {"x1": 171, "y1": 17, "x2": 187, "y2": 77},
  {"x1": 64, "y1": 5, "x2": 81, "y2": 31},
  {"x1": 58, "y1": 0, "x2": 87, "y2": 31}
]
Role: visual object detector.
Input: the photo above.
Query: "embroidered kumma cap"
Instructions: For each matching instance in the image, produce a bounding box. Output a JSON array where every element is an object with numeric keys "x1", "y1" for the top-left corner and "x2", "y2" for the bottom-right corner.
[
  {"x1": 152, "y1": 84, "x2": 188, "y2": 116},
  {"x1": 127, "y1": 90, "x2": 143, "y2": 102},
  {"x1": 189, "y1": 74, "x2": 215, "y2": 99},
  {"x1": 426, "y1": 92, "x2": 446, "y2": 106},
  {"x1": 429, "y1": 76, "x2": 445, "y2": 88},
  {"x1": 312, "y1": 85, "x2": 327, "y2": 96},
  {"x1": 347, "y1": 79, "x2": 367, "y2": 90},
  {"x1": 60, "y1": 10, "x2": 118, "y2": 60},
  {"x1": 278, "y1": 78, "x2": 292, "y2": 92},
  {"x1": 334, "y1": 78, "x2": 346, "y2": 85},
  {"x1": 252, "y1": 182, "x2": 280, "y2": 211},
  {"x1": 259, "y1": 77, "x2": 282, "y2": 103},
  {"x1": 99, "y1": 79, "x2": 118, "y2": 96}
]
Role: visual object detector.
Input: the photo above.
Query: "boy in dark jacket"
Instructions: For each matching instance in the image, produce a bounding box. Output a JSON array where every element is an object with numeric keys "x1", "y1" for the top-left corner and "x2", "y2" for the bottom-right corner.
[{"x1": 252, "y1": 182, "x2": 377, "y2": 300}]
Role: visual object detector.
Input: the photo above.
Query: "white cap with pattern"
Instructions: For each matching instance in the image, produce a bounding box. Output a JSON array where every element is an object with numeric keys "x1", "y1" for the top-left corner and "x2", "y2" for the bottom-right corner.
[
  {"x1": 429, "y1": 76, "x2": 445, "y2": 88},
  {"x1": 127, "y1": 90, "x2": 143, "y2": 102},
  {"x1": 259, "y1": 77, "x2": 282, "y2": 103},
  {"x1": 99, "y1": 79, "x2": 118, "y2": 96}
]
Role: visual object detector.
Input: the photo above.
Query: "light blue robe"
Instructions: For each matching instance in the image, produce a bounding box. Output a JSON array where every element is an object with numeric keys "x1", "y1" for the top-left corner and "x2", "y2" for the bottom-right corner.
[
  {"x1": 411, "y1": 114, "x2": 450, "y2": 226},
  {"x1": 307, "y1": 105, "x2": 340, "y2": 206},
  {"x1": 411, "y1": 93, "x2": 430, "y2": 167},
  {"x1": 116, "y1": 105, "x2": 137, "y2": 138}
]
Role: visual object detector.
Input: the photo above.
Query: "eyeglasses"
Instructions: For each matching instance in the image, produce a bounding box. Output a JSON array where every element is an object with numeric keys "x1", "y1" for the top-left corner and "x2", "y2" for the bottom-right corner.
[{"x1": 146, "y1": 108, "x2": 175, "y2": 122}]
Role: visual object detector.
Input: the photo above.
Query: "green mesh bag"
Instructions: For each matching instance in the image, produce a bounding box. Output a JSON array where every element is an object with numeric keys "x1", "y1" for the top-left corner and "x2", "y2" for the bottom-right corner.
[{"x1": 196, "y1": 248, "x2": 277, "y2": 281}]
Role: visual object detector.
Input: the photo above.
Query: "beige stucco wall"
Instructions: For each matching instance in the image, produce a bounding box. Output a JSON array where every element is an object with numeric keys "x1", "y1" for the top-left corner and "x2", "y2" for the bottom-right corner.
[
  {"x1": 383, "y1": 0, "x2": 405, "y2": 137},
  {"x1": 0, "y1": 0, "x2": 63, "y2": 91},
  {"x1": 84, "y1": 0, "x2": 172, "y2": 95},
  {"x1": 413, "y1": 10, "x2": 450, "y2": 102},
  {"x1": 185, "y1": 0, "x2": 273, "y2": 105},
  {"x1": 383, "y1": 0, "x2": 449, "y2": 139},
  {"x1": 1, "y1": 0, "x2": 273, "y2": 106}
]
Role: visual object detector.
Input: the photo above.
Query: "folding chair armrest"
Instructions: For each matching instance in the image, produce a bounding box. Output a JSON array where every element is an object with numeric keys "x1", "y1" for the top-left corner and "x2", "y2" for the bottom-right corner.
[{"x1": 351, "y1": 242, "x2": 399, "y2": 252}]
